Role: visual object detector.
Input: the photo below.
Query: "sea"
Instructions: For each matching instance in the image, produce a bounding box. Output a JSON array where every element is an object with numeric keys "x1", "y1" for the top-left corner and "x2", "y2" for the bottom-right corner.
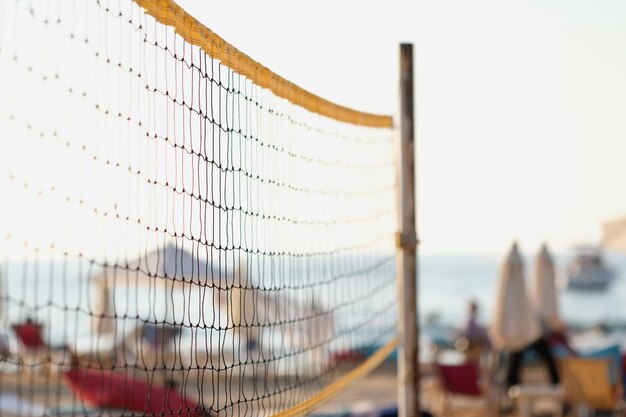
[
  {"x1": 420, "y1": 251, "x2": 626, "y2": 328},
  {"x1": 4, "y1": 251, "x2": 626, "y2": 352}
]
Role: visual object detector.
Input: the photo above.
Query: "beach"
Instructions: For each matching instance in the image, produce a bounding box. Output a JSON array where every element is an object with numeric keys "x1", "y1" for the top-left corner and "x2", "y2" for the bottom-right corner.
[
  {"x1": 2, "y1": 250, "x2": 626, "y2": 416},
  {"x1": 0, "y1": 359, "x2": 569, "y2": 416}
]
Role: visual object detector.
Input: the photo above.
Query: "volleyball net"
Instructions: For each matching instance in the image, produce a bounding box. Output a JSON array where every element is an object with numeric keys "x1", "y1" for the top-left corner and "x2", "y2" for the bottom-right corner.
[{"x1": 0, "y1": 0, "x2": 398, "y2": 415}]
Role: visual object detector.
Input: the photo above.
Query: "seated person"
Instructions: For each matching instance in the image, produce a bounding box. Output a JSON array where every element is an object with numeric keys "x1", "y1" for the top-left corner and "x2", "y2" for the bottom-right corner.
[
  {"x1": 460, "y1": 301, "x2": 490, "y2": 346},
  {"x1": 456, "y1": 301, "x2": 490, "y2": 362}
]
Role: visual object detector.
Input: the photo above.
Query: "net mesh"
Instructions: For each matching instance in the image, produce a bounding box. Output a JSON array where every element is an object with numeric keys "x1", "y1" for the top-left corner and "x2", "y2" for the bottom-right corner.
[{"x1": 0, "y1": 0, "x2": 397, "y2": 415}]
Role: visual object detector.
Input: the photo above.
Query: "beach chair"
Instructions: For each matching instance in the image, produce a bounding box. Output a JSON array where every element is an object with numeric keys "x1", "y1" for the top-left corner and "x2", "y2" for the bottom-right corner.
[
  {"x1": 437, "y1": 363, "x2": 487, "y2": 416},
  {"x1": 560, "y1": 357, "x2": 626, "y2": 416},
  {"x1": 10, "y1": 319, "x2": 131, "y2": 372},
  {"x1": 11, "y1": 322, "x2": 45, "y2": 350},
  {"x1": 584, "y1": 345, "x2": 622, "y2": 386},
  {"x1": 10, "y1": 320, "x2": 49, "y2": 369},
  {"x1": 63, "y1": 367, "x2": 209, "y2": 416}
]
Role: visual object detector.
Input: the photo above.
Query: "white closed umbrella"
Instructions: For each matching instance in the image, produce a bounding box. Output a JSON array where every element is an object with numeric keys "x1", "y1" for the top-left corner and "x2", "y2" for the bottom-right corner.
[
  {"x1": 91, "y1": 276, "x2": 115, "y2": 338},
  {"x1": 531, "y1": 244, "x2": 560, "y2": 330},
  {"x1": 229, "y1": 262, "x2": 333, "y2": 354},
  {"x1": 490, "y1": 242, "x2": 541, "y2": 351}
]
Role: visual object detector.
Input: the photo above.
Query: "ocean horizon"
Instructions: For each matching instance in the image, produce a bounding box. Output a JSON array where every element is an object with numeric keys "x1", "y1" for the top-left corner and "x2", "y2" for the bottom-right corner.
[
  {"x1": 421, "y1": 250, "x2": 626, "y2": 328},
  {"x1": 2, "y1": 250, "x2": 626, "y2": 349}
]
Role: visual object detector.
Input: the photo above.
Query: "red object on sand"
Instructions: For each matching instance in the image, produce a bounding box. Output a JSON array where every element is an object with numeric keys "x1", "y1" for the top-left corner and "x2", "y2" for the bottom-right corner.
[
  {"x1": 12, "y1": 323, "x2": 45, "y2": 349},
  {"x1": 330, "y1": 350, "x2": 366, "y2": 364},
  {"x1": 63, "y1": 368, "x2": 204, "y2": 417},
  {"x1": 438, "y1": 363, "x2": 482, "y2": 396}
]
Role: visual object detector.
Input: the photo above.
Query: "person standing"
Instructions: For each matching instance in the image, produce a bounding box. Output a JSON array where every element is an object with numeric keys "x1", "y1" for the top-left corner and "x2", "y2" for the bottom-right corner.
[{"x1": 490, "y1": 242, "x2": 559, "y2": 387}]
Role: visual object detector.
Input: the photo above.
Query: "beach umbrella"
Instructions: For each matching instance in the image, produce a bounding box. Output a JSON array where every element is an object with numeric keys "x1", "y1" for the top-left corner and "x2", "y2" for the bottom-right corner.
[
  {"x1": 229, "y1": 262, "x2": 259, "y2": 351},
  {"x1": 88, "y1": 243, "x2": 226, "y2": 337},
  {"x1": 91, "y1": 276, "x2": 115, "y2": 338},
  {"x1": 118, "y1": 243, "x2": 228, "y2": 286},
  {"x1": 229, "y1": 262, "x2": 333, "y2": 354},
  {"x1": 531, "y1": 244, "x2": 560, "y2": 330},
  {"x1": 90, "y1": 245, "x2": 331, "y2": 354},
  {"x1": 489, "y1": 242, "x2": 541, "y2": 351},
  {"x1": 602, "y1": 215, "x2": 626, "y2": 251}
]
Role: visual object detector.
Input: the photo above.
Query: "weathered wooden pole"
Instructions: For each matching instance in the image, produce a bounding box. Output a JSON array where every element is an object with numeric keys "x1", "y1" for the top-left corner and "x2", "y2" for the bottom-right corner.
[{"x1": 396, "y1": 43, "x2": 418, "y2": 417}]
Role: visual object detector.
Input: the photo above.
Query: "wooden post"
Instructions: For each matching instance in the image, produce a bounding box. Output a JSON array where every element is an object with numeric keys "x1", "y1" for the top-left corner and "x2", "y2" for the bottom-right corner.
[{"x1": 396, "y1": 43, "x2": 418, "y2": 417}]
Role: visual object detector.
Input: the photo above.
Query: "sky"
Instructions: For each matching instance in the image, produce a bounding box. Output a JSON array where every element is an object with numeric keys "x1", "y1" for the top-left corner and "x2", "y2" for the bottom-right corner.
[
  {"x1": 0, "y1": 0, "x2": 395, "y2": 262},
  {"x1": 177, "y1": 0, "x2": 626, "y2": 255}
]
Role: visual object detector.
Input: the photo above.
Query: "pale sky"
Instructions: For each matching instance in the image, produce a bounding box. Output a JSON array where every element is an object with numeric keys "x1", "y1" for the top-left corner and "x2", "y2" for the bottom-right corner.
[
  {"x1": 178, "y1": 0, "x2": 626, "y2": 255},
  {"x1": 0, "y1": 1, "x2": 395, "y2": 261},
  {"x1": 3, "y1": 0, "x2": 626, "y2": 259}
]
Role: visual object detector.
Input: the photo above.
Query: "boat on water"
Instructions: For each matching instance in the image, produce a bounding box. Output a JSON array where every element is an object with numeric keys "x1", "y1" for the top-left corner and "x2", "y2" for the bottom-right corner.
[{"x1": 563, "y1": 246, "x2": 615, "y2": 290}]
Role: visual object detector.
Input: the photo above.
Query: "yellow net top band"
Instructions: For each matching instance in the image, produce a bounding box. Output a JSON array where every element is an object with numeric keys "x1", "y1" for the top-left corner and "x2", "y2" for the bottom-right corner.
[{"x1": 134, "y1": 0, "x2": 393, "y2": 128}]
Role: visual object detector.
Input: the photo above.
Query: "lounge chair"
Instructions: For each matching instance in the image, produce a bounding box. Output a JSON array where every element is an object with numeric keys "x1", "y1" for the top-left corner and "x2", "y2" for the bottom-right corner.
[
  {"x1": 63, "y1": 367, "x2": 209, "y2": 416},
  {"x1": 437, "y1": 363, "x2": 487, "y2": 416},
  {"x1": 10, "y1": 320, "x2": 50, "y2": 370},
  {"x1": 584, "y1": 345, "x2": 622, "y2": 386},
  {"x1": 560, "y1": 357, "x2": 626, "y2": 416},
  {"x1": 11, "y1": 322, "x2": 45, "y2": 351}
]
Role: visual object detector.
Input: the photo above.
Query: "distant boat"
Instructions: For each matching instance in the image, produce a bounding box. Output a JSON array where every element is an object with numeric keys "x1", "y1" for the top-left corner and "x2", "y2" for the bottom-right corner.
[{"x1": 563, "y1": 246, "x2": 615, "y2": 290}]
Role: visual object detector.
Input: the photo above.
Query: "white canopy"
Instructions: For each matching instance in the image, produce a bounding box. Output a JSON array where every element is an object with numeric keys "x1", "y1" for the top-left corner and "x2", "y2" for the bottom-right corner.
[
  {"x1": 93, "y1": 243, "x2": 228, "y2": 286},
  {"x1": 89, "y1": 244, "x2": 332, "y2": 351},
  {"x1": 490, "y1": 243, "x2": 541, "y2": 351},
  {"x1": 90, "y1": 243, "x2": 230, "y2": 337}
]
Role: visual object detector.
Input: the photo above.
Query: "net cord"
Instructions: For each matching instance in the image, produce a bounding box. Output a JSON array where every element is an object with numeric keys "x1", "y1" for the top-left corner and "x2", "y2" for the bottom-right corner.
[
  {"x1": 271, "y1": 337, "x2": 398, "y2": 417},
  {"x1": 133, "y1": 0, "x2": 393, "y2": 128}
]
